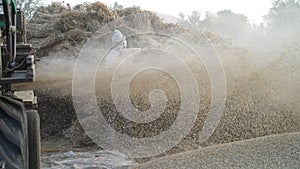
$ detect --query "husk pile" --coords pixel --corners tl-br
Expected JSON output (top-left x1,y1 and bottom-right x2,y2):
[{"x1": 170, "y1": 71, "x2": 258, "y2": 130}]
[{"x1": 17, "y1": 1, "x2": 300, "y2": 159}]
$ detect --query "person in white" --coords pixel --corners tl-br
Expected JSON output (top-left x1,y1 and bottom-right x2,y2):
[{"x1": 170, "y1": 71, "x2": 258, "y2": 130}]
[{"x1": 105, "y1": 30, "x2": 127, "y2": 69}]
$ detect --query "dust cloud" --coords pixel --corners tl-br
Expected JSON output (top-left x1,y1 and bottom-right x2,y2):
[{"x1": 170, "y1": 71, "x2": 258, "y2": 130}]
[{"x1": 21, "y1": 3, "x2": 300, "y2": 152}]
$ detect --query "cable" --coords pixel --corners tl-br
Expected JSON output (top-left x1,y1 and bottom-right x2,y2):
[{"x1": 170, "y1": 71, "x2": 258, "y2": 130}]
[
  {"x1": 3, "y1": 57, "x2": 27, "y2": 76},
  {"x1": 2, "y1": 47, "x2": 35, "y2": 76}
]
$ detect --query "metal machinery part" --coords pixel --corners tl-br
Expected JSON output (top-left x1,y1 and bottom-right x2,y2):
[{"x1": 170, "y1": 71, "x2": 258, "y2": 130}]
[{"x1": 0, "y1": 0, "x2": 40, "y2": 168}]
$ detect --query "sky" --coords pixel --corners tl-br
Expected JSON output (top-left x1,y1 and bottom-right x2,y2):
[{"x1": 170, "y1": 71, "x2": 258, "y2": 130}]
[{"x1": 45, "y1": 0, "x2": 273, "y2": 24}]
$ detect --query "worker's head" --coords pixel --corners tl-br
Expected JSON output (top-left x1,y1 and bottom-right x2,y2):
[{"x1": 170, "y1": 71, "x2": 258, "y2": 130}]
[{"x1": 112, "y1": 29, "x2": 127, "y2": 48}]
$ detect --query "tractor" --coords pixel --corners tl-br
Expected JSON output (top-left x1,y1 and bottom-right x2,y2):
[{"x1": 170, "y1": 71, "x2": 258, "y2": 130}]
[{"x1": 0, "y1": 0, "x2": 40, "y2": 168}]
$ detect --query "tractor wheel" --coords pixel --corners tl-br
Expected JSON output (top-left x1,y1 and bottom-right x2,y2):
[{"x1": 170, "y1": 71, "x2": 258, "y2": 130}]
[
  {"x1": 0, "y1": 96, "x2": 28, "y2": 169},
  {"x1": 26, "y1": 110, "x2": 41, "y2": 169}
]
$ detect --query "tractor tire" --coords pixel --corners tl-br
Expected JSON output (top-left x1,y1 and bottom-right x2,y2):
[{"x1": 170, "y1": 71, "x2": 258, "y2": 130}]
[
  {"x1": 26, "y1": 110, "x2": 41, "y2": 169},
  {"x1": 0, "y1": 96, "x2": 28, "y2": 169}
]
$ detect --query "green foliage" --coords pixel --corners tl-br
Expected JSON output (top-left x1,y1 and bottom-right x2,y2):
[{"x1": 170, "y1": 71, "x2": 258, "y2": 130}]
[
  {"x1": 178, "y1": 12, "x2": 185, "y2": 20},
  {"x1": 188, "y1": 11, "x2": 201, "y2": 25},
  {"x1": 271, "y1": 0, "x2": 300, "y2": 10},
  {"x1": 111, "y1": 1, "x2": 123, "y2": 10},
  {"x1": 182, "y1": 9, "x2": 250, "y2": 39},
  {"x1": 17, "y1": 0, "x2": 43, "y2": 20},
  {"x1": 266, "y1": 0, "x2": 300, "y2": 31}
]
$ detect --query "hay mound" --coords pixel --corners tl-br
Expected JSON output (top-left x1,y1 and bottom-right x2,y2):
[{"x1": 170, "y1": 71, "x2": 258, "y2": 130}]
[
  {"x1": 27, "y1": 1, "x2": 115, "y2": 56},
  {"x1": 27, "y1": 3, "x2": 181, "y2": 57}
]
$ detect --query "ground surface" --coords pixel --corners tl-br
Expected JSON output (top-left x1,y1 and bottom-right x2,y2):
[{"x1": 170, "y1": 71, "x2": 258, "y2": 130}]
[
  {"x1": 135, "y1": 132, "x2": 300, "y2": 169},
  {"x1": 40, "y1": 132, "x2": 300, "y2": 168}
]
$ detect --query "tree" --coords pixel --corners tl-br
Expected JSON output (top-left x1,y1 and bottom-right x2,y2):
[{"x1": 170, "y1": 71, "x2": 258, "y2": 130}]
[
  {"x1": 263, "y1": 0, "x2": 300, "y2": 47},
  {"x1": 271, "y1": 0, "x2": 300, "y2": 9},
  {"x1": 201, "y1": 10, "x2": 250, "y2": 39},
  {"x1": 178, "y1": 12, "x2": 185, "y2": 20},
  {"x1": 17, "y1": 0, "x2": 43, "y2": 20},
  {"x1": 265, "y1": 0, "x2": 300, "y2": 31},
  {"x1": 112, "y1": 1, "x2": 123, "y2": 9},
  {"x1": 188, "y1": 11, "x2": 201, "y2": 26}
]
